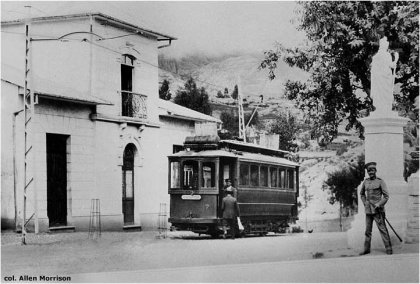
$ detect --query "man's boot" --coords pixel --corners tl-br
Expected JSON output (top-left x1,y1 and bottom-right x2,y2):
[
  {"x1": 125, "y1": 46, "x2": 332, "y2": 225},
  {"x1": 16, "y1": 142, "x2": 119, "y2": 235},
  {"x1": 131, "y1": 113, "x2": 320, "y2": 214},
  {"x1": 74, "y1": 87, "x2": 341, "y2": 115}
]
[{"x1": 359, "y1": 242, "x2": 370, "y2": 255}]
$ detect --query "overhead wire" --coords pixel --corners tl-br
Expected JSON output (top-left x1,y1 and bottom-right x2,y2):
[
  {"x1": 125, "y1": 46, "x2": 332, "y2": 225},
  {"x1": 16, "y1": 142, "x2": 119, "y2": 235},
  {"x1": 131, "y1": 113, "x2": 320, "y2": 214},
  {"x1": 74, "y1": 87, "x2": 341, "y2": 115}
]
[{"x1": 2, "y1": 28, "x2": 265, "y2": 98}]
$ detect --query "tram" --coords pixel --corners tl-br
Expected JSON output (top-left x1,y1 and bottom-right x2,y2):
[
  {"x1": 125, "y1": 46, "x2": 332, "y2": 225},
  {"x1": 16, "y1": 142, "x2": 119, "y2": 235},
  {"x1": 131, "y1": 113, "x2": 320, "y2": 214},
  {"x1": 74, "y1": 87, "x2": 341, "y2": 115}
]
[{"x1": 168, "y1": 135, "x2": 299, "y2": 237}]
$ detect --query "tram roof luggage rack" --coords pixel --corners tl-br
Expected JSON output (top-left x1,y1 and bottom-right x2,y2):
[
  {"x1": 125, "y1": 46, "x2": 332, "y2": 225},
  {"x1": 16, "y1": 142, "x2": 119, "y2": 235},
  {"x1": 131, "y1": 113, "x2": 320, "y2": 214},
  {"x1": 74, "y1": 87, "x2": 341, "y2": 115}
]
[
  {"x1": 219, "y1": 140, "x2": 293, "y2": 159},
  {"x1": 184, "y1": 135, "x2": 220, "y2": 150},
  {"x1": 182, "y1": 136, "x2": 297, "y2": 161}
]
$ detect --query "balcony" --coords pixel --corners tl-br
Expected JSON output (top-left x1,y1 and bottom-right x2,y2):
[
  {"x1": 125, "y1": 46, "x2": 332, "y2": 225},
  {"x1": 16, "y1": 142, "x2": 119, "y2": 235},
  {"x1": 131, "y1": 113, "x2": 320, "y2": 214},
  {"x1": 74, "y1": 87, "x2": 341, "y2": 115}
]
[{"x1": 121, "y1": 91, "x2": 147, "y2": 119}]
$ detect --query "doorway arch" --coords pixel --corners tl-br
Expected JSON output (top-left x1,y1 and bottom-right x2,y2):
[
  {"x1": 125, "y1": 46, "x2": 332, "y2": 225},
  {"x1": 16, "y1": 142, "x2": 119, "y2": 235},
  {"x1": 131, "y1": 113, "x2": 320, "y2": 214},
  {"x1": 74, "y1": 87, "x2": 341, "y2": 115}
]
[{"x1": 122, "y1": 143, "x2": 136, "y2": 225}]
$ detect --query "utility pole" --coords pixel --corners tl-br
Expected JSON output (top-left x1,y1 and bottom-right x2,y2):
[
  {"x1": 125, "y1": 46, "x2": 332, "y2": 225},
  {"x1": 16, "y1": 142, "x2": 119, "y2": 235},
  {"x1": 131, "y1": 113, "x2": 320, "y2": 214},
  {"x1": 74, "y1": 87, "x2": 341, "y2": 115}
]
[
  {"x1": 22, "y1": 5, "x2": 38, "y2": 244},
  {"x1": 237, "y1": 76, "x2": 246, "y2": 141}
]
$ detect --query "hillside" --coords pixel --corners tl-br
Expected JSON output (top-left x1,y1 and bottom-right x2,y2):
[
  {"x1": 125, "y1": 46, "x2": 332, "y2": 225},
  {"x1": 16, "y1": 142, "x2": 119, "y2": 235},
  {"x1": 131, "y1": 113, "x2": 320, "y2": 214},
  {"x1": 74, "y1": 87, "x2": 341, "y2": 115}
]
[
  {"x1": 296, "y1": 142, "x2": 364, "y2": 231},
  {"x1": 158, "y1": 52, "x2": 308, "y2": 104}
]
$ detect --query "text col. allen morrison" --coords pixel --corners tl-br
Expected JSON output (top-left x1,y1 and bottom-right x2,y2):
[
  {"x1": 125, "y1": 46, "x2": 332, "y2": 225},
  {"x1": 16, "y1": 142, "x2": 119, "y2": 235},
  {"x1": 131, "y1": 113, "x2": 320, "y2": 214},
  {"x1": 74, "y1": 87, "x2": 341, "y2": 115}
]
[{"x1": 3, "y1": 275, "x2": 71, "y2": 282}]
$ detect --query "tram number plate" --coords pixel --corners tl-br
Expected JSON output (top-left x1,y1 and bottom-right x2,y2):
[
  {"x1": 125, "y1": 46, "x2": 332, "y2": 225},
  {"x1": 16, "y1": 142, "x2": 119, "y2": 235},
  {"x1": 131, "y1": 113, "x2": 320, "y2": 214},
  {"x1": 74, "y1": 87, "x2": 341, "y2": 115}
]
[{"x1": 181, "y1": 195, "x2": 201, "y2": 200}]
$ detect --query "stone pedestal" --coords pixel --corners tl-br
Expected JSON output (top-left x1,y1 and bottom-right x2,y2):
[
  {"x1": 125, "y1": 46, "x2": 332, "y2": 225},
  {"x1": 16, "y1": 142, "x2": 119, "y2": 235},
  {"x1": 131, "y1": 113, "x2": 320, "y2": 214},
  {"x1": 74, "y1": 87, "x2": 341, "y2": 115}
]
[
  {"x1": 347, "y1": 112, "x2": 409, "y2": 251},
  {"x1": 406, "y1": 171, "x2": 419, "y2": 243}
]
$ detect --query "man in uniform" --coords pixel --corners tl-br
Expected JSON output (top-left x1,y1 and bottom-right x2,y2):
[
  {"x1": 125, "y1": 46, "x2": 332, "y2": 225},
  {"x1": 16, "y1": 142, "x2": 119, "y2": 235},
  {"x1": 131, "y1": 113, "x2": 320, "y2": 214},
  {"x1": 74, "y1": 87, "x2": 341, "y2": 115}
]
[
  {"x1": 221, "y1": 188, "x2": 240, "y2": 239},
  {"x1": 359, "y1": 162, "x2": 392, "y2": 255},
  {"x1": 224, "y1": 179, "x2": 237, "y2": 198}
]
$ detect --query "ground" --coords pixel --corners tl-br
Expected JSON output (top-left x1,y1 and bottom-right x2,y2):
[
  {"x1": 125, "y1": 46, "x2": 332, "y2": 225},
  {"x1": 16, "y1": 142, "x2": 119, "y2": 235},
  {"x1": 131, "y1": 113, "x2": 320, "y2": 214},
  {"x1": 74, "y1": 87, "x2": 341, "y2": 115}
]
[{"x1": 1, "y1": 229, "x2": 418, "y2": 281}]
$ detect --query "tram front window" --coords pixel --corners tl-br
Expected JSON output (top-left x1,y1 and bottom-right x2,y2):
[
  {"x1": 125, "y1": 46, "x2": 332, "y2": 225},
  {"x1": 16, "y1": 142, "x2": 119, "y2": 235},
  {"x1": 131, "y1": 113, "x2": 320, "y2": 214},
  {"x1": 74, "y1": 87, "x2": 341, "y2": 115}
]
[
  {"x1": 170, "y1": 161, "x2": 180, "y2": 188},
  {"x1": 202, "y1": 162, "x2": 215, "y2": 188},
  {"x1": 183, "y1": 160, "x2": 198, "y2": 189}
]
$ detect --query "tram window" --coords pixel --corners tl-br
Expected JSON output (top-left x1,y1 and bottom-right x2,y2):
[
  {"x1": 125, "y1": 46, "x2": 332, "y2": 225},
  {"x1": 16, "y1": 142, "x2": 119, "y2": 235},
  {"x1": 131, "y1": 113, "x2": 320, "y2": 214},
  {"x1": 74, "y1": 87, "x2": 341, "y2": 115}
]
[
  {"x1": 223, "y1": 165, "x2": 230, "y2": 181},
  {"x1": 239, "y1": 164, "x2": 249, "y2": 185},
  {"x1": 170, "y1": 161, "x2": 180, "y2": 188},
  {"x1": 270, "y1": 167, "x2": 278, "y2": 188},
  {"x1": 250, "y1": 164, "x2": 259, "y2": 186},
  {"x1": 183, "y1": 160, "x2": 198, "y2": 188},
  {"x1": 279, "y1": 169, "x2": 286, "y2": 188},
  {"x1": 260, "y1": 166, "x2": 268, "y2": 187},
  {"x1": 202, "y1": 162, "x2": 216, "y2": 188},
  {"x1": 288, "y1": 169, "x2": 295, "y2": 189}
]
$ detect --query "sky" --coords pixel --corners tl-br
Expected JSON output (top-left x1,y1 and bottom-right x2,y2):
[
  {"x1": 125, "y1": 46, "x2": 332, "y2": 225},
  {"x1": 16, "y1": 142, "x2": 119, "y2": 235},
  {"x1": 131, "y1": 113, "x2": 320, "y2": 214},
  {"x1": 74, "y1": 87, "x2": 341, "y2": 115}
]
[{"x1": 1, "y1": 1, "x2": 306, "y2": 57}]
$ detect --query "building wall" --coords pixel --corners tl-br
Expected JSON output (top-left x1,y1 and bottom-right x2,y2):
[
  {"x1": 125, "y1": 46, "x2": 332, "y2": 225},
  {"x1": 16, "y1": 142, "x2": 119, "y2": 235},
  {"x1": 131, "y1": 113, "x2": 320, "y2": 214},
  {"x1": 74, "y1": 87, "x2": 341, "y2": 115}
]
[
  {"x1": 137, "y1": 118, "x2": 195, "y2": 228},
  {"x1": 92, "y1": 22, "x2": 160, "y2": 122},
  {"x1": 2, "y1": 17, "x2": 160, "y2": 124},
  {"x1": 1, "y1": 82, "x2": 22, "y2": 229},
  {"x1": 1, "y1": 90, "x2": 199, "y2": 231},
  {"x1": 1, "y1": 16, "x2": 216, "y2": 232}
]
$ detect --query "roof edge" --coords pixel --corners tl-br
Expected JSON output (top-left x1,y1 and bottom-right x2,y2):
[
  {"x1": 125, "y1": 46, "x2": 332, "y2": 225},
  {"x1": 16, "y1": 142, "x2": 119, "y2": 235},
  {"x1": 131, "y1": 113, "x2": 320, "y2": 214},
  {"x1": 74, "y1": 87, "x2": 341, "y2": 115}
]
[{"x1": 1, "y1": 12, "x2": 177, "y2": 41}]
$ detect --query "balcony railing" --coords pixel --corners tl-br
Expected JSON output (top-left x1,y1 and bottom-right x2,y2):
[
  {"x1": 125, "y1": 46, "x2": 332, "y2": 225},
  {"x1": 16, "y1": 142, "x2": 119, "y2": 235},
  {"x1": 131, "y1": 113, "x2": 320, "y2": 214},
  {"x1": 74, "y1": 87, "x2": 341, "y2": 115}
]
[{"x1": 121, "y1": 91, "x2": 147, "y2": 119}]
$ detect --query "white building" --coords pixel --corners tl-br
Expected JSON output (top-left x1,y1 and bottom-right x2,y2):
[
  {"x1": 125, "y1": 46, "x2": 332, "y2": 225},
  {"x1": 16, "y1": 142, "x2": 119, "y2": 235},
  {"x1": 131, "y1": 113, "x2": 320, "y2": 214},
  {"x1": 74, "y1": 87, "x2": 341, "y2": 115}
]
[{"x1": 1, "y1": 12, "x2": 220, "y2": 232}]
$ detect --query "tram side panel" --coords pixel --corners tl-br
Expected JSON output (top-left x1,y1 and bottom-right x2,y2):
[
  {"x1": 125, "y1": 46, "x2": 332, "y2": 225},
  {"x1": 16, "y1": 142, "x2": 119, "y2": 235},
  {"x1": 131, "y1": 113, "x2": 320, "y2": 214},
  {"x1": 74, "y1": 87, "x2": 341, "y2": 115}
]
[{"x1": 238, "y1": 188, "x2": 296, "y2": 218}]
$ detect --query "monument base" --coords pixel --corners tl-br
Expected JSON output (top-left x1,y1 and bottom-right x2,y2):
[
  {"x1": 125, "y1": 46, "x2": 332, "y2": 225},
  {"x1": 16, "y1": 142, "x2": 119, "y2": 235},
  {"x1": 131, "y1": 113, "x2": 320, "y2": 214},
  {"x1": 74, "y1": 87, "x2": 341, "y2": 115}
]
[{"x1": 347, "y1": 180, "x2": 408, "y2": 251}]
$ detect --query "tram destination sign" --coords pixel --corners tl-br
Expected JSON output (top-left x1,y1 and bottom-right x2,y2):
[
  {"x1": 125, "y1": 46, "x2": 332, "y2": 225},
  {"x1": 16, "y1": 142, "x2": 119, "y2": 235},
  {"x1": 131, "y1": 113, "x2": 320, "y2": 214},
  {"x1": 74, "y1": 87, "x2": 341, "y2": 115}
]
[{"x1": 181, "y1": 195, "x2": 202, "y2": 200}]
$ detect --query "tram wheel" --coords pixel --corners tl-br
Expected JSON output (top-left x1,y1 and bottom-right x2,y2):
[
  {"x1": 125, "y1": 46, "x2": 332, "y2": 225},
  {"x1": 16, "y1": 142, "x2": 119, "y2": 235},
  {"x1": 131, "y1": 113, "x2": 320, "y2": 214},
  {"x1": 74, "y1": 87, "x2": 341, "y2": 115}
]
[{"x1": 209, "y1": 232, "x2": 220, "y2": 239}]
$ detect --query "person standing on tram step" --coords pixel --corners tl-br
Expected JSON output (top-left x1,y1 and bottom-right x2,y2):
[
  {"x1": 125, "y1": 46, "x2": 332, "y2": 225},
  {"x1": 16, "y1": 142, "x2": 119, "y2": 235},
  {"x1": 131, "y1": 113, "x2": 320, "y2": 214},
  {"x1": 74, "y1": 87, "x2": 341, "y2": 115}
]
[
  {"x1": 224, "y1": 179, "x2": 237, "y2": 198},
  {"x1": 221, "y1": 187, "x2": 240, "y2": 239},
  {"x1": 359, "y1": 162, "x2": 392, "y2": 255}
]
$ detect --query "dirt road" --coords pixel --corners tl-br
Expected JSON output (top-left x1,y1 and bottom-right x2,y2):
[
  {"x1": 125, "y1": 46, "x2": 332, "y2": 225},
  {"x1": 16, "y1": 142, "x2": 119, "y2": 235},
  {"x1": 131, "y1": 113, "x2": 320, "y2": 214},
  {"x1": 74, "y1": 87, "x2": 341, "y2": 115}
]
[{"x1": 1, "y1": 230, "x2": 417, "y2": 280}]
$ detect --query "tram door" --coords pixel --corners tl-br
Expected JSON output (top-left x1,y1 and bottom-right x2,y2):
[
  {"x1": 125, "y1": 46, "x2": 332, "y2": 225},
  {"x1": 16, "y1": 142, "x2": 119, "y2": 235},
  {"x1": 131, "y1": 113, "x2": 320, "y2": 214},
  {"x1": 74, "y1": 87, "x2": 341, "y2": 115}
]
[{"x1": 219, "y1": 158, "x2": 236, "y2": 215}]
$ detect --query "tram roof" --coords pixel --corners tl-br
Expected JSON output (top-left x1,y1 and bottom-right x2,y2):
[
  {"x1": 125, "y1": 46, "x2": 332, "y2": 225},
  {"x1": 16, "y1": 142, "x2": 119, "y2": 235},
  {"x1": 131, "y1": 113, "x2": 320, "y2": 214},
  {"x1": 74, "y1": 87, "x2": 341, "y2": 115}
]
[{"x1": 168, "y1": 149, "x2": 299, "y2": 167}]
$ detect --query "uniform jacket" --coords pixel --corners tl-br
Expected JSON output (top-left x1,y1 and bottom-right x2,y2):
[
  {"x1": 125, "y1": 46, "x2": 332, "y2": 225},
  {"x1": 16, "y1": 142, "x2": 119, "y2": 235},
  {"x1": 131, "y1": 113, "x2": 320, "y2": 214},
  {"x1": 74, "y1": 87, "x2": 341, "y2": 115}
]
[
  {"x1": 360, "y1": 176, "x2": 389, "y2": 214},
  {"x1": 221, "y1": 195, "x2": 240, "y2": 219}
]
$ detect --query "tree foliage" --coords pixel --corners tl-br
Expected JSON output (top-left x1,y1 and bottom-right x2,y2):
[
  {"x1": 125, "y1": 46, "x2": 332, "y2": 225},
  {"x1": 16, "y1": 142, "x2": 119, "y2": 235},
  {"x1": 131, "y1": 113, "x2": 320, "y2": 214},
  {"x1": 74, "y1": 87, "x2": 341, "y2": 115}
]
[
  {"x1": 270, "y1": 112, "x2": 300, "y2": 151},
  {"x1": 174, "y1": 77, "x2": 212, "y2": 115},
  {"x1": 218, "y1": 110, "x2": 260, "y2": 140},
  {"x1": 159, "y1": 79, "x2": 172, "y2": 100},
  {"x1": 231, "y1": 85, "x2": 238, "y2": 100},
  {"x1": 324, "y1": 154, "x2": 365, "y2": 209},
  {"x1": 224, "y1": 87, "x2": 229, "y2": 97},
  {"x1": 260, "y1": 1, "x2": 419, "y2": 142}
]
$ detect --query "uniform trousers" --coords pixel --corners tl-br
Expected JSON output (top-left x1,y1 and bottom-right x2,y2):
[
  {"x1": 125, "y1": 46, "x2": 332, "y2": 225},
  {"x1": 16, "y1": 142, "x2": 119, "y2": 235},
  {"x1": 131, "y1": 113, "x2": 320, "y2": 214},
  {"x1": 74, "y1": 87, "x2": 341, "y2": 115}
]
[{"x1": 364, "y1": 212, "x2": 392, "y2": 253}]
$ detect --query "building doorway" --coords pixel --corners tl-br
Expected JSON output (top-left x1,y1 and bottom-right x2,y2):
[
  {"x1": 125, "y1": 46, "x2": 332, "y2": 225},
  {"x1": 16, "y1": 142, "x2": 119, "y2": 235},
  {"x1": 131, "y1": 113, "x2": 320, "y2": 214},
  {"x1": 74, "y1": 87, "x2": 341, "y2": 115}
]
[
  {"x1": 46, "y1": 134, "x2": 68, "y2": 227},
  {"x1": 122, "y1": 144, "x2": 136, "y2": 225}
]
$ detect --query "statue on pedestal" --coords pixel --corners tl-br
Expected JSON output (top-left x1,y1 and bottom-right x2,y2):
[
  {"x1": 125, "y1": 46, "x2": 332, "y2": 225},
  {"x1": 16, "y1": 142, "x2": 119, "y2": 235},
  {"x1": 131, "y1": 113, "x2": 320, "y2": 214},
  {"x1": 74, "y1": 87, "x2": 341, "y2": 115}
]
[{"x1": 370, "y1": 37, "x2": 399, "y2": 114}]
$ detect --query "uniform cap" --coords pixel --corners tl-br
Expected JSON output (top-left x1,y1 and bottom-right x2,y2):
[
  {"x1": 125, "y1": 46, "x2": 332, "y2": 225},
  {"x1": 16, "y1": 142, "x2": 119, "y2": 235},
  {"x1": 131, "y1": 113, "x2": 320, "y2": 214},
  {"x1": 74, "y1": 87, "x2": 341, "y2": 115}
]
[{"x1": 365, "y1": 162, "x2": 377, "y2": 170}]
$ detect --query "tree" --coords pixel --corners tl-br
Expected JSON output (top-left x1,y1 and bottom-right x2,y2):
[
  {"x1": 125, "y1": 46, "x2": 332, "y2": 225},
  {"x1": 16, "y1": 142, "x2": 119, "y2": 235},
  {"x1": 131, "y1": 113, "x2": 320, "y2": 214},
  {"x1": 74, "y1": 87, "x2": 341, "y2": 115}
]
[
  {"x1": 219, "y1": 111, "x2": 238, "y2": 139},
  {"x1": 231, "y1": 85, "x2": 238, "y2": 100},
  {"x1": 218, "y1": 110, "x2": 260, "y2": 140},
  {"x1": 224, "y1": 88, "x2": 229, "y2": 97},
  {"x1": 270, "y1": 112, "x2": 300, "y2": 151},
  {"x1": 260, "y1": 1, "x2": 419, "y2": 142},
  {"x1": 245, "y1": 110, "x2": 260, "y2": 128},
  {"x1": 159, "y1": 79, "x2": 172, "y2": 100},
  {"x1": 324, "y1": 154, "x2": 365, "y2": 220},
  {"x1": 216, "y1": 90, "x2": 224, "y2": 98},
  {"x1": 174, "y1": 77, "x2": 212, "y2": 115}
]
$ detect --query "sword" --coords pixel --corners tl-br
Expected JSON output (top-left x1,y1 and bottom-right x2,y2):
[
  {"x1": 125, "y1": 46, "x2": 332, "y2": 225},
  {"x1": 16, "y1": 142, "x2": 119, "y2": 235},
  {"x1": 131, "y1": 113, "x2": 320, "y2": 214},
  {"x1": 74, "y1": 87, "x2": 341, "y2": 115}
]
[
  {"x1": 370, "y1": 202, "x2": 403, "y2": 242},
  {"x1": 383, "y1": 214, "x2": 402, "y2": 242}
]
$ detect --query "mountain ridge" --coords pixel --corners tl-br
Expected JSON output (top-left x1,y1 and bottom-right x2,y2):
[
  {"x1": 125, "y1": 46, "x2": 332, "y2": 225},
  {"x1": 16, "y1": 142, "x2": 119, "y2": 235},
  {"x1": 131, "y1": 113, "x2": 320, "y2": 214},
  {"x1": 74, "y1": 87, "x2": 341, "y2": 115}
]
[{"x1": 158, "y1": 52, "x2": 308, "y2": 104}]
